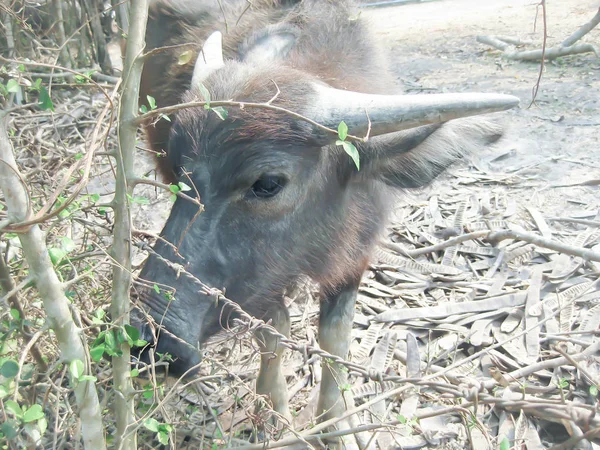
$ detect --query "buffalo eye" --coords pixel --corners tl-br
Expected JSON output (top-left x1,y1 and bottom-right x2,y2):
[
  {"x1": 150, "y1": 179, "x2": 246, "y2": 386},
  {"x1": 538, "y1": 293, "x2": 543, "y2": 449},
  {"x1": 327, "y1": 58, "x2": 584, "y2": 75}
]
[{"x1": 249, "y1": 175, "x2": 286, "y2": 199}]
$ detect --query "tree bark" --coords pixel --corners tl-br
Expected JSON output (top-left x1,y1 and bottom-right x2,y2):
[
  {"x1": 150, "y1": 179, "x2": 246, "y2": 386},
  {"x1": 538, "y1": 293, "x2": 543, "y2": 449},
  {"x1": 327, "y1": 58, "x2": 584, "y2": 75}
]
[
  {"x1": 111, "y1": 0, "x2": 149, "y2": 448},
  {"x1": 0, "y1": 112, "x2": 106, "y2": 449}
]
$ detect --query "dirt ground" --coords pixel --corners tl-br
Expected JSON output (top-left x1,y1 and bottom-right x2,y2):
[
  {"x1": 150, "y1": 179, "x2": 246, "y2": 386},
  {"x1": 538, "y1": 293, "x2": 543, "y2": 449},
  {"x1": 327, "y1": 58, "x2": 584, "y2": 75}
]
[
  {"x1": 127, "y1": 0, "x2": 600, "y2": 238},
  {"x1": 98, "y1": 1, "x2": 600, "y2": 448},
  {"x1": 3, "y1": 1, "x2": 599, "y2": 449},
  {"x1": 368, "y1": 0, "x2": 599, "y2": 215},
  {"x1": 125, "y1": 1, "x2": 600, "y2": 447}
]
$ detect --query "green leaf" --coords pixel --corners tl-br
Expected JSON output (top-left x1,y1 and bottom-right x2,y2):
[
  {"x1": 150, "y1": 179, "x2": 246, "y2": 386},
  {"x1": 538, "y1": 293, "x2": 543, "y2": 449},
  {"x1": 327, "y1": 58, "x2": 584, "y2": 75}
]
[
  {"x1": 159, "y1": 424, "x2": 173, "y2": 433},
  {"x1": 178, "y1": 182, "x2": 192, "y2": 192},
  {"x1": 143, "y1": 418, "x2": 159, "y2": 433},
  {"x1": 48, "y1": 247, "x2": 67, "y2": 265},
  {"x1": 10, "y1": 308, "x2": 20, "y2": 321},
  {"x1": 157, "y1": 430, "x2": 169, "y2": 445},
  {"x1": 153, "y1": 284, "x2": 161, "y2": 294},
  {"x1": 142, "y1": 389, "x2": 154, "y2": 399},
  {"x1": 147, "y1": 95, "x2": 157, "y2": 110},
  {"x1": 212, "y1": 106, "x2": 228, "y2": 121},
  {"x1": 134, "y1": 339, "x2": 148, "y2": 348},
  {"x1": 6, "y1": 79, "x2": 19, "y2": 93},
  {"x1": 69, "y1": 359, "x2": 84, "y2": 381},
  {"x1": 499, "y1": 437, "x2": 510, "y2": 450},
  {"x1": 38, "y1": 417, "x2": 48, "y2": 436},
  {"x1": 127, "y1": 194, "x2": 149, "y2": 205},
  {"x1": 339, "y1": 383, "x2": 352, "y2": 392},
  {"x1": 38, "y1": 86, "x2": 54, "y2": 111},
  {"x1": 1, "y1": 359, "x2": 19, "y2": 378},
  {"x1": 337, "y1": 140, "x2": 360, "y2": 171},
  {"x1": 169, "y1": 184, "x2": 180, "y2": 194},
  {"x1": 23, "y1": 404, "x2": 44, "y2": 423},
  {"x1": 139, "y1": 105, "x2": 148, "y2": 114},
  {"x1": 130, "y1": 368, "x2": 140, "y2": 378},
  {"x1": 178, "y1": 50, "x2": 193, "y2": 65},
  {"x1": 0, "y1": 384, "x2": 10, "y2": 399},
  {"x1": 124, "y1": 325, "x2": 140, "y2": 342},
  {"x1": 90, "y1": 344, "x2": 105, "y2": 362},
  {"x1": 337, "y1": 121, "x2": 348, "y2": 141},
  {"x1": 104, "y1": 331, "x2": 116, "y2": 350},
  {"x1": 590, "y1": 385, "x2": 598, "y2": 397},
  {"x1": 18, "y1": 64, "x2": 25, "y2": 72},
  {"x1": 4, "y1": 400, "x2": 21, "y2": 418},
  {"x1": 160, "y1": 113, "x2": 171, "y2": 122},
  {"x1": 90, "y1": 193, "x2": 100, "y2": 203},
  {"x1": 198, "y1": 83, "x2": 211, "y2": 105},
  {"x1": 61, "y1": 236, "x2": 75, "y2": 252},
  {"x1": 78, "y1": 375, "x2": 97, "y2": 383},
  {"x1": 170, "y1": 194, "x2": 177, "y2": 202},
  {"x1": 1, "y1": 421, "x2": 18, "y2": 440}
]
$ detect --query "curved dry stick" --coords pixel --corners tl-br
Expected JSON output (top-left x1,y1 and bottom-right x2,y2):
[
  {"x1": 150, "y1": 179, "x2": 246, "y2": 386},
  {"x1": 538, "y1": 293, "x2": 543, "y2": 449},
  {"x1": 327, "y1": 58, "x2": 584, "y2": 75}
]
[
  {"x1": 111, "y1": 0, "x2": 150, "y2": 447},
  {"x1": 384, "y1": 228, "x2": 600, "y2": 262},
  {"x1": 2, "y1": 83, "x2": 119, "y2": 232},
  {"x1": 134, "y1": 99, "x2": 366, "y2": 143},
  {"x1": 0, "y1": 56, "x2": 112, "y2": 102},
  {"x1": 486, "y1": 229, "x2": 600, "y2": 262},
  {"x1": 507, "y1": 43, "x2": 598, "y2": 61},
  {"x1": 477, "y1": 7, "x2": 600, "y2": 62},
  {"x1": 562, "y1": 7, "x2": 600, "y2": 47},
  {"x1": 0, "y1": 111, "x2": 106, "y2": 449}
]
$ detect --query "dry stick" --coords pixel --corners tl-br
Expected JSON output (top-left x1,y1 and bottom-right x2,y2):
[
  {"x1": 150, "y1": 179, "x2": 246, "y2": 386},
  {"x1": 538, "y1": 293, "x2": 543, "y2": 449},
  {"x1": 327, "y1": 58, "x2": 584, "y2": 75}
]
[
  {"x1": 530, "y1": 0, "x2": 547, "y2": 107},
  {"x1": 0, "y1": 251, "x2": 46, "y2": 371},
  {"x1": 138, "y1": 245, "x2": 599, "y2": 441},
  {"x1": 486, "y1": 229, "x2": 600, "y2": 261},
  {"x1": 0, "y1": 275, "x2": 34, "y2": 307},
  {"x1": 561, "y1": 7, "x2": 600, "y2": 47},
  {"x1": 507, "y1": 43, "x2": 598, "y2": 62},
  {"x1": 140, "y1": 244, "x2": 589, "y2": 441},
  {"x1": 0, "y1": 113, "x2": 106, "y2": 448},
  {"x1": 383, "y1": 230, "x2": 490, "y2": 258},
  {"x1": 12, "y1": 326, "x2": 48, "y2": 398},
  {"x1": 0, "y1": 56, "x2": 112, "y2": 102},
  {"x1": 384, "y1": 228, "x2": 600, "y2": 262},
  {"x1": 130, "y1": 177, "x2": 203, "y2": 207},
  {"x1": 51, "y1": 0, "x2": 72, "y2": 68},
  {"x1": 0, "y1": 84, "x2": 118, "y2": 233},
  {"x1": 547, "y1": 427, "x2": 600, "y2": 450},
  {"x1": 477, "y1": 7, "x2": 600, "y2": 63},
  {"x1": 482, "y1": 339, "x2": 600, "y2": 391},
  {"x1": 547, "y1": 217, "x2": 600, "y2": 228},
  {"x1": 134, "y1": 99, "x2": 367, "y2": 143},
  {"x1": 111, "y1": 0, "x2": 150, "y2": 448}
]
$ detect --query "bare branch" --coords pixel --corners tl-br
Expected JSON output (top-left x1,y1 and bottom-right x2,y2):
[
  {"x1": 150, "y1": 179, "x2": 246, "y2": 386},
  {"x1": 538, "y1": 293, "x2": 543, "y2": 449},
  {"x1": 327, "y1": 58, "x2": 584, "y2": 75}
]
[
  {"x1": 134, "y1": 99, "x2": 368, "y2": 143},
  {"x1": 111, "y1": 0, "x2": 151, "y2": 448},
  {"x1": 0, "y1": 112, "x2": 106, "y2": 449},
  {"x1": 561, "y1": 7, "x2": 600, "y2": 47}
]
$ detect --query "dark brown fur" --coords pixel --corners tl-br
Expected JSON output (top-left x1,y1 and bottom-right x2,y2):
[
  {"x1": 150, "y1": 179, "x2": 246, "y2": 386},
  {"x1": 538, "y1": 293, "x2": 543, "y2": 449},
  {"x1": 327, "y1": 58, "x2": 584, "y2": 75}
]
[
  {"x1": 140, "y1": 0, "x2": 394, "y2": 180},
  {"x1": 133, "y1": 1, "x2": 504, "y2": 421}
]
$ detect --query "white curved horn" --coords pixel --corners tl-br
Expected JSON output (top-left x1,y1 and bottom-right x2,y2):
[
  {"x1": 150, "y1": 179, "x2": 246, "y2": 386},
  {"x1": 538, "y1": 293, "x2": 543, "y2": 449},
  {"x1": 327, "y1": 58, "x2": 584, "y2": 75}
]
[
  {"x1": 191, "y1": 31, "x2": 225, "y2": 87},
  {"x1": 310, "y1": 83, "x2": 520, "y2": 138}
]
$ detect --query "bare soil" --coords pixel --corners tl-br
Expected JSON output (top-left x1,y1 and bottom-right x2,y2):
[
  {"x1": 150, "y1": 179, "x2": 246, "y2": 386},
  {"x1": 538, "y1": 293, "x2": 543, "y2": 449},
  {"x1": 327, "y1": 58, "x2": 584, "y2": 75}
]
[
  {"x1": 368, "y1": 0, "x2": 599, "y2": 215},
  {"x1": 130, "y1": 1, "x2": 600, "y2": 448}
]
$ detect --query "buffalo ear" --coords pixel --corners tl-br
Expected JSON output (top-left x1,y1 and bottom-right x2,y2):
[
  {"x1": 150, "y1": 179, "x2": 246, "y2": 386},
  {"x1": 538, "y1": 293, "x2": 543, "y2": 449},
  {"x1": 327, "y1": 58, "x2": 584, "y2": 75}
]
[
  {"x1": 355, "y1": 117, "x2": 504, "y2": 188},
  {"x1": 240, "y1": 24, "x2": 299, "y2": 65}
]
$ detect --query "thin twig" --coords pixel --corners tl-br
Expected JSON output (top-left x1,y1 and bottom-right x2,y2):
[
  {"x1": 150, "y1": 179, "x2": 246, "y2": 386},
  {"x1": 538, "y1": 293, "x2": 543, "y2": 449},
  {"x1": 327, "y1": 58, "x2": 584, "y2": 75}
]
[{"x1": 134, "y1": 99, "x2": 367, "y2": 143}]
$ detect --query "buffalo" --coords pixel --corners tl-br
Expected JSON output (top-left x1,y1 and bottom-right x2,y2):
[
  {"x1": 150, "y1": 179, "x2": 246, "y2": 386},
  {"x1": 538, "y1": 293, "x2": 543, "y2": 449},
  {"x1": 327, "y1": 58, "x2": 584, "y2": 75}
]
[{"x1": 132, "y1": 0, "x2": 518, "y2": 432}]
